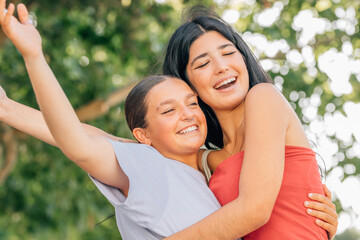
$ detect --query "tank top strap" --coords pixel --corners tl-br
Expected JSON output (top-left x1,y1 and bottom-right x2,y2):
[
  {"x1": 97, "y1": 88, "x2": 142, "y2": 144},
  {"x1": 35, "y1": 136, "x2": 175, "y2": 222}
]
[{"x1": 201, "y1": 149, "x2": 213, "y2": 183}]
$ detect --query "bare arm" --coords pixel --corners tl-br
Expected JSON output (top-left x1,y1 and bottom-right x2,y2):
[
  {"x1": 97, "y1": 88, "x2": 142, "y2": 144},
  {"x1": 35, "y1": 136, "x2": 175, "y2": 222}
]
[
  {"x1": 0, "y1": 88, "x2": 134, "y2": 146},
  {"x1": 166, "y1": 84, "x2": 288, "y2": 239},
  {"x1": 0, "y1": 1, "x2": 129, "y2": 192}
]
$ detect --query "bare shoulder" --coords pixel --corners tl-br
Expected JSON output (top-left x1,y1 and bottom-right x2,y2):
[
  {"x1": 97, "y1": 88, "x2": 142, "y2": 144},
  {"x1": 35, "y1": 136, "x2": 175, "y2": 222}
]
[
  {"x1": 244, "y1": 83, "x2": 292, "y2": 128},
  {"x1": 245, "y1": 83, "x2": 288, "y2": 110},
  {"x1": 246, "y1": 83, "x2": 283, "y2": 101}
]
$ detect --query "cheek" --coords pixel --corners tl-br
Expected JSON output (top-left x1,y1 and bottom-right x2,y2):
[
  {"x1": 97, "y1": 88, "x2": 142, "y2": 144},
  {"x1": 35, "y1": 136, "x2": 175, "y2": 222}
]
[
  {"x1": 188, "y1": 78, "x2": 211, "y2": 100},
  {"x1": 156, "y1": 116, "x2": 179, "y2": 137},
  {"x1": 147, "y1": 116, "x2": 169, "y2": 135},
  {"x1": 196, "y1": 88, "x2": 213, "y2": 103},
  {"x1": 195, "y1": 110, "x2": 206, "y2": 125},
  {"x1": 197, "y1": 94, "x2": 207, "y2": 105},
  {"x1": 155, "y1": 119, "x2": 172, "y2": 133},
  {"x1": 187, "y1": 68, "x2": 208, "y2": 87}
]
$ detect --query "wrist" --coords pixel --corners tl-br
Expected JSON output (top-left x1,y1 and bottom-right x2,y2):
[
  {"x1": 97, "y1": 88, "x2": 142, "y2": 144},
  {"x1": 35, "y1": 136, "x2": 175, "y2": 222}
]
[{"x1": 23, "y1": 50, "x2": 45, "y2": 65}]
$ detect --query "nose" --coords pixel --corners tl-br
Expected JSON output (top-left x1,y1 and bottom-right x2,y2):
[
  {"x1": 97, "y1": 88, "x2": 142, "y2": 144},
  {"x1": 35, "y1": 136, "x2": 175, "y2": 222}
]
[
  {"x1": 214, "y1": 56, "x2": 229, "y2": 75},
  {"x1": 181, "y1": 106, "x2": 195, "y2": 122}
]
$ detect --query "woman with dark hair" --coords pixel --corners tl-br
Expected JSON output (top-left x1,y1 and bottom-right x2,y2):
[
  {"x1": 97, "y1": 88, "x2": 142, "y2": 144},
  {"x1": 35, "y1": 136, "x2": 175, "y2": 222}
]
[
  {"x1": 0, "y1": 1, "x2": 337, "y2": 239},
  {"x1": 162, "y1": 6, "x2": 337, "y2": 240},
  {"x1": 163, "y1": 7, "x2": 273, "y2": 149}
]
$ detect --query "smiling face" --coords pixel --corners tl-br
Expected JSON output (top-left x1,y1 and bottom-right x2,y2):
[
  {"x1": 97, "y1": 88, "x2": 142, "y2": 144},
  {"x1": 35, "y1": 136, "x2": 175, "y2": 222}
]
[
  {"x1": 137, "y1": 77, "x2": 207, "y2": 160},
  {"x1": 186, "y1": 31, "x2": 250, "y2": 112}
]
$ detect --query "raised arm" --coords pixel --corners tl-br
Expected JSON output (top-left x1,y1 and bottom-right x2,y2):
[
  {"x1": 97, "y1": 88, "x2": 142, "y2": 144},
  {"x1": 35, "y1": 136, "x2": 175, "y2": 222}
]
[
  {"x1": 166, "y1": 84, "x2": 289, "y2": 239},
  {"x1": 0, "y1": 85, "x2": 134, "y2": 146},
  {"x1": 0, "y1": 1, "x2": 129, "y2": 193}
]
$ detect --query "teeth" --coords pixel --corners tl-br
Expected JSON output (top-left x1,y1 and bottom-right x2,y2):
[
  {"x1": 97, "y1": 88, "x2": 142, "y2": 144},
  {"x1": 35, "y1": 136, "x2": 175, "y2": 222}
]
[
  {"x1": 178, "y1": 125, "x2": 198, "y2": 135},
  {"x1": 215, "y1": 77, "x2": 236, "y2": 89}
]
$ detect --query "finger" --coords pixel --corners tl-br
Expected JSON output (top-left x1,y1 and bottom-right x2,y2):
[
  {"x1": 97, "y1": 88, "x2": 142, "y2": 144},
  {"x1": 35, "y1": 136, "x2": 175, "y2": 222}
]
[
  {"x1": 322, "y1": 184, "x2": 332, "y2": 200},
  {"x1": 308, "y1": 193, "x2": 331, "y2": 204},
  {"x1": 309, "y1": 193, "x2": 337, "y2": 211},
  {"x1": 2, "y1": 3, "x2": 14, "y2": 34},
  {"x1": 17, "y1": 3, "x2": 29, "y2": 24},
  {"x1": 307, "y1": 206, "x2": 338, "y2": 240},
  {"x1": 0, "y1": 0, "x2": 6, "y2": 23},
  {"x1": 306, "y1": 208, "x2": 336, "y2": 224},
  {"x1": 314, "y1": 219, "x2": 335, "y2": 237},
  {"x1": 305, "y1": 200, "x2": 337, "y2": 218},
  {"x1": 3, "y1": 2, "x2": 13, "y2": 24},
  {"x1": 3, "y1": 2, "x2": 13, "y2": 21}
]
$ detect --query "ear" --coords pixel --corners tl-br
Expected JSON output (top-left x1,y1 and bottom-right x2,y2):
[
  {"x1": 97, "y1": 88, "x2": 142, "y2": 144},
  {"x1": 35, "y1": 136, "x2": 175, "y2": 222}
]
[{"x1": 132, "y1": 128, "x2": 152, "y2": 145}]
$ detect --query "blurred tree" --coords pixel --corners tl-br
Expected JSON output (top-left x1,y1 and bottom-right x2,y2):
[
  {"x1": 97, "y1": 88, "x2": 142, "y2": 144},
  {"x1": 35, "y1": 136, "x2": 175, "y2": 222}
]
[
  {"x1": 335, "y1": 228, "x2": 360, "y2": 240},
  {"x1": 0, "y1": 0, "x2": 359, "y2": 239}
]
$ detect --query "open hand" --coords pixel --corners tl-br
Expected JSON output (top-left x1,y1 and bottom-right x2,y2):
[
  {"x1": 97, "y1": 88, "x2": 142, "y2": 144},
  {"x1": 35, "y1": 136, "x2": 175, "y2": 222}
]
[
  {"x1": 305, "y1": 184, "x2": 338, "y2": 240},
  {"x1": 0, "y1": 0, "x2": 42, "y2": 59}
]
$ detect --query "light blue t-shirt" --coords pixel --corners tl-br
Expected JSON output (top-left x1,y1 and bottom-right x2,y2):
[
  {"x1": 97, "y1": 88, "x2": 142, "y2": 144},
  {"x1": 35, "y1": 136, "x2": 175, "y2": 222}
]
[{"x1": 90, "y1": 139, "x2": 221, "y2": 239}]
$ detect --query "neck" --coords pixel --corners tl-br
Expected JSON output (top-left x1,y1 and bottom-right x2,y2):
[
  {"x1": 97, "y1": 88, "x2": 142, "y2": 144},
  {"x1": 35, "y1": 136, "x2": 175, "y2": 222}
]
[
  {"x1": 214, "y1": 102, "x2": 245, "y2": 154},
  {"x1": 164, "y1": 152, "x2": 199, "y2": 170}
]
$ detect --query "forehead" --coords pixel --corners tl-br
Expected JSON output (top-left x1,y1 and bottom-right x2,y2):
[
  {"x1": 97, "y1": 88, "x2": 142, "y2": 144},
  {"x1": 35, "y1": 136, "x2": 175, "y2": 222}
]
[
  {"x1": 190, "y1": 31, "x2": 233, "y2": 53},
  {"x1": 146, "y1": 78, "x2": 194, "y2": 106}
]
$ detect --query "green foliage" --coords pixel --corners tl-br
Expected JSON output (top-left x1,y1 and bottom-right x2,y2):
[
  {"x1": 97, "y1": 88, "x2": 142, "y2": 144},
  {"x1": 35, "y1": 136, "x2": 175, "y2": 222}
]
[
  {"x1": 335, "y1": 228, "x2": 360, "y2": 240},
  {"x1": 0, "y1": 0, "x2": 359, "y2": 238}
]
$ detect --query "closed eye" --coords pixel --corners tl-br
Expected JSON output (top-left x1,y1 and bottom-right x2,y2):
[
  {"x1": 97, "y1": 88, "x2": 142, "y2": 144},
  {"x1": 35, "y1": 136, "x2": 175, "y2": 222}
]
[
  {"x1": 190, "y1": 102, "x2": 198, "y2": 106},
  {"x1": 224, "y1": 51, "x2": 235, "y2": 56},
  {"x1": 162, "y1": 108, "x2": 175, "y2": 114},
  {"x1": 194, "y1": 61, "x2": 209, "y2": 69}
]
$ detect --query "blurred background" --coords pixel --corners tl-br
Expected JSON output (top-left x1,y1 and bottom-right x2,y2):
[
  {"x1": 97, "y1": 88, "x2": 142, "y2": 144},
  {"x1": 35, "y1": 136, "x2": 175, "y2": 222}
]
[{"x1": 0, "y1": 0, "x2": 359, "y2": 239}]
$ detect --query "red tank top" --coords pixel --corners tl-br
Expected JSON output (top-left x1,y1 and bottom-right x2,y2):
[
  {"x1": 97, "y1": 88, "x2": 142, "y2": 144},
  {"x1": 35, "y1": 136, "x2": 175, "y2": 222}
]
[{"x1": 208, "y1": 145, "x2": 328, "y2": 240}]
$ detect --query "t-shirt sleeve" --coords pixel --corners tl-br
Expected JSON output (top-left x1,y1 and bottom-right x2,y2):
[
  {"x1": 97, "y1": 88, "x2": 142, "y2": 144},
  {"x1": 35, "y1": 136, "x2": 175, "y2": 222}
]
[{"x1": 89, "y1": 139, "x2": 169, "y2": 227}]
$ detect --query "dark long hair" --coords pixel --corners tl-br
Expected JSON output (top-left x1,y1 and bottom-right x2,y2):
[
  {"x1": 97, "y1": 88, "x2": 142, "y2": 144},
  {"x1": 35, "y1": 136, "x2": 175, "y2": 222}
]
[
  {"x1": 124, "y1": 75, "x2": 168, "y2": 132},
  {"x1": 163, "y1": 6, "x2": 272, "y2": 149}
]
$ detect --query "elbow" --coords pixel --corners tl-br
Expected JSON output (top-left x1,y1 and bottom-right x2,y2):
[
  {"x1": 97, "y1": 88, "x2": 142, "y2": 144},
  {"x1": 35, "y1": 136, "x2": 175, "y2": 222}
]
[
  {"x1": 55, "y1": 135, "x2": 95, "y2": 164},
  {"x1": 251, "y1": 203, "x2": 272, "y2": 229},
  {"x1": 60, "y1": 144, "x2": 91, "y2": 164},
  {"x1": 62, "y1": 150, "x2": 87, "y2": 164},
  {"x1": 236, "y1": 197, "x2": 273, "y2": 232},
  {"x1": 254, "y1": 210, "x2": 271, "y2": 227}
]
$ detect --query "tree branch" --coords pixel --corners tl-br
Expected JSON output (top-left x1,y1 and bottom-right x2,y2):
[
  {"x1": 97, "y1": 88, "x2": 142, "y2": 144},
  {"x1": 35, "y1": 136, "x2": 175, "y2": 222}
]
[{"x1": 75, "y1": 80, "x2": 139, "y2": 122}]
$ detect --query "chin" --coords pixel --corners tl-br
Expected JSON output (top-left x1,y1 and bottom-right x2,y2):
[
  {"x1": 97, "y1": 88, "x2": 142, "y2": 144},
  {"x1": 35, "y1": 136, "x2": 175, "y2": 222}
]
[
  {"x1": 220, "y1": 97, "x2": 244, "y2": 109},
  {"x1": 185, "y1": 141, "x2": 203, "y2": 151}
]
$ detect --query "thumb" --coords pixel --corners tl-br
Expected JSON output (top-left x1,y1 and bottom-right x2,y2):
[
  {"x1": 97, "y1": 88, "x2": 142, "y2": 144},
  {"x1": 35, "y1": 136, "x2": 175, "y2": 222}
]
[{"x1": 17, "y1": 3, "x2": 29, "y2": 24}]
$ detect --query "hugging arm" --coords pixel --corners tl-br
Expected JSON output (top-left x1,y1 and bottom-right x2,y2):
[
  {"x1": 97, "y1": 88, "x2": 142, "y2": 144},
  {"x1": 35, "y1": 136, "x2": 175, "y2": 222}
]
[{"x1": 0, "y1": 1, "x2": 130, "y2": 192}]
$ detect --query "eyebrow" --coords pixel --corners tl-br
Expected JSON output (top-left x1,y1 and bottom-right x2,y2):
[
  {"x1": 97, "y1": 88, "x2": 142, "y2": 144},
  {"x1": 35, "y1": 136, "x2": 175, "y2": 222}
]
[
  {"x1": 157, "y1": 93, "x2": 196, "y2": 111},
  {"x1": 190, "y1": 43, "x2": 234, "y2": 67}
]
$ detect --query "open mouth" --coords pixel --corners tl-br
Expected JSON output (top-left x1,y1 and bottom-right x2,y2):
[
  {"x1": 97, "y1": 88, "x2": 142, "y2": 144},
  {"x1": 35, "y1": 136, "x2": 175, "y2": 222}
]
[
  {"x1": 177, "y1": 125, "x2": 199, "y2": 135},
  {"x1": 214, "y1": 77, "x2": 237, "y2": 90}
]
